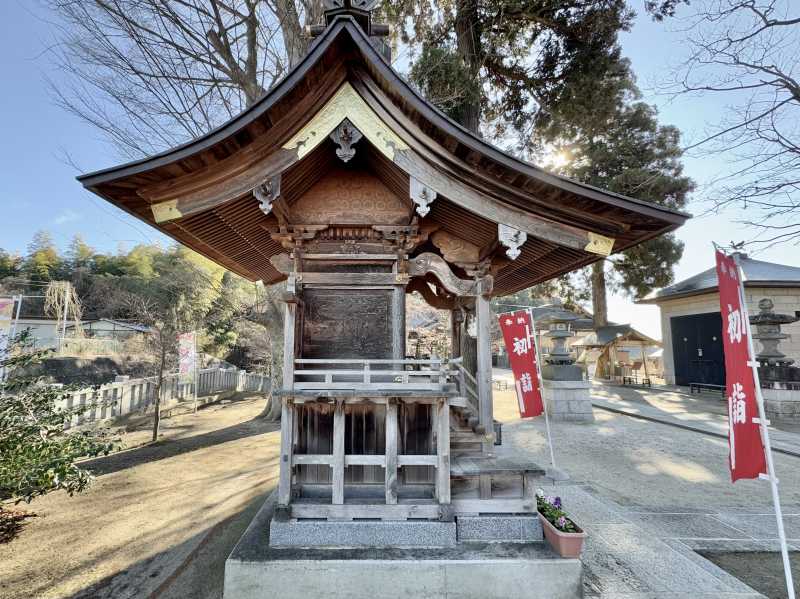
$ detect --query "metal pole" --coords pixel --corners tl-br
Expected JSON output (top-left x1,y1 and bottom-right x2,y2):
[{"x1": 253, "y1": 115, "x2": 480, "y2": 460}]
[
  {"x1": 733, "y1": 252, "x2": 795, "y2": 599},
  {"x1": 527, "y1": 309, "x2": 557, "y2": 471}
]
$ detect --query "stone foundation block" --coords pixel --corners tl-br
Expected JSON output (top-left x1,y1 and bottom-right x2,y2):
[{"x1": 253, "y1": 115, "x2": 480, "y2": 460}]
[
  {"x1": 269, "y1": 519, "x2": 457, "y2": 548},
  {"x1": 457, "y1": 515, "x2": 543, "y2": 542},
  {"x1": 542, "y1": 379, "x2": 594, "y2": 423}
]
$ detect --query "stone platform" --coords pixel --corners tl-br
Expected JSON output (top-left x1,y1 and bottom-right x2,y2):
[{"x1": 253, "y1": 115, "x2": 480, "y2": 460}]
[{"x1": 225, "y1": 494, "x2": 582, "y2": 599}]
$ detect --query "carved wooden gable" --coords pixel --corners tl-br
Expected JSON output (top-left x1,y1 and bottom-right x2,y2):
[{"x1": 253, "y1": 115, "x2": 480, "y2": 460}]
[{"x1": 289, "y1": 167, "x2": 408, "y2": 225}]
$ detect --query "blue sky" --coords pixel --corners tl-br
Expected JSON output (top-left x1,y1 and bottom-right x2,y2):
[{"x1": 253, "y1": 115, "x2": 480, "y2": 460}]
[{"x1": 0, "y1": 2, "x2": 796, "y2": 338}]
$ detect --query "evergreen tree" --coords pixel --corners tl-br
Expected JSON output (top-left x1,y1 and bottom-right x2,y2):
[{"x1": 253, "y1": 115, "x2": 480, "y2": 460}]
[
  {"x1": 391, "y1": 0, "x2": 634, "y2": 143},
  {"x1": 22, "y1": 231, "x2": 64, "y2": 284},
  {"x1": 0, "y1": 250, "x2": 21, "y2": 280},
  {"x1": 548, "y1": 92, "x2": 693, "y2": 325}
]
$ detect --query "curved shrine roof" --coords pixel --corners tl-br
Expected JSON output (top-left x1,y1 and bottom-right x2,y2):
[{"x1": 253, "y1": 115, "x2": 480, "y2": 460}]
[{"x1": 78, "y1": 14, "x2": 689, "y2": 297}]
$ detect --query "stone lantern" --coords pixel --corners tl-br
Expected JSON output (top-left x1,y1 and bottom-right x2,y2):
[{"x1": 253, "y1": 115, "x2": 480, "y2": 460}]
[
  {"x1": 751, "y1": 298, "x2": 799, "y2": 366},
  {"x1": 540, "y1": 313, "x2": 594, "y2": 422}
]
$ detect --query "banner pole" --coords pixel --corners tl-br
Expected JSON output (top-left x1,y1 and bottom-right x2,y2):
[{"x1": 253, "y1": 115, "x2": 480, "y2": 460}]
[
  {"x1": 733, "y1": 252, "x2": 795, "y2": 599},
  {"x1": 527, "y1": 308, "x2": 557, "y2": 472}
]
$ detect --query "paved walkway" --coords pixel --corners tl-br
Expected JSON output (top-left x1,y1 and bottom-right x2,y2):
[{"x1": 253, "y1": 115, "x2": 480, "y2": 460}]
[
  {"x1": 591, "y1": 382, "x2": 800, "y2": 457},
  {"x1": 542, "y1": 483, "x2": 769, "y2": 598},
  {"x1": 493, "y1": 375, "x2": 800, "y2": 598}
]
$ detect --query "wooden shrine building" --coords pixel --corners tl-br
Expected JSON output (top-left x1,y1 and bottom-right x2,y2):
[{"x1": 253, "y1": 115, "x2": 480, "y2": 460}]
[{"x1": 79, "y1": 2, "x2": 688, "y2": 527}]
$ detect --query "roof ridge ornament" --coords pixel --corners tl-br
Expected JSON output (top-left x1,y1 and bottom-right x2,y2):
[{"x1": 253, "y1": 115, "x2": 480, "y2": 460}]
[
  {"x1": 254, "y1": 174, "x2": 281, "y2": 215},
  {"x1": 498, "y1": 223, "x2": 527, "y2": 260},
  {"x1": 310, "y1": 0, "x2": 388, "y2": 39},
  {"x1": 410, "y1": 176, "x2": 436, "y2": 217},
  {"x1": 330, "y1": 118, "x2": 363, "y2": 162}
]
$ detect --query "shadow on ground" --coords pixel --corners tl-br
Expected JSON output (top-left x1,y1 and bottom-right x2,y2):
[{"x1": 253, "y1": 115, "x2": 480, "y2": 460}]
[{"x1": 81, "y1": 415, "x2": 279, "y2": 477}]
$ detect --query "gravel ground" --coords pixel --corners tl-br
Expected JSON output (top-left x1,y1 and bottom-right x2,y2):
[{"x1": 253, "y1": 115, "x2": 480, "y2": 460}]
[
  {"x1": 494, "y1": 386, "x2": 800, "y2": 511},
  {"x1": 700, "y1": 552, "x2": 800, "y2": 599}
]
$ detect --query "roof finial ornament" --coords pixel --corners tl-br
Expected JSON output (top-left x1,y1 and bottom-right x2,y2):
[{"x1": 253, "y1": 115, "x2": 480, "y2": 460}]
[{"x1": 310, "y1": 0, "x2": 390, "y2": 48}]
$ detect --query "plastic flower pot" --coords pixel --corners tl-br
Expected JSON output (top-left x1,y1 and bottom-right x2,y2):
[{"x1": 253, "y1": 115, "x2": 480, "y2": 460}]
[{"x1": 539, "y1": 514, "x2": 586, "y2": 558}]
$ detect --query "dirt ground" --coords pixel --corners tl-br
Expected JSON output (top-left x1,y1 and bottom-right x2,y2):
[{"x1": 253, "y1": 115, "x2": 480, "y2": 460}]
[
  {"x1": 700, "y1": 552, "x2": 800, "y2": 599},
  {"x1": 0, "y1": 393, "x2": 279, "y2": 599}
]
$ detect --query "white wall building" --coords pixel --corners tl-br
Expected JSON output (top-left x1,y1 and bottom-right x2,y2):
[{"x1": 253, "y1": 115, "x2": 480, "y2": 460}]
[{"x1": 638, "y1": 253, "x2": 800, "y2": 387}]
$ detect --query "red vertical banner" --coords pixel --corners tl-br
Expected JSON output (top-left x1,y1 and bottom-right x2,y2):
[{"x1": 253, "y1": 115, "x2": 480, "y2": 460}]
[
  {"x1": 498, "y1": 310, "x2": 544, "y2": 418},
  {"x1": 715, "y1": 250, "x2": 767, "y2": 481}
]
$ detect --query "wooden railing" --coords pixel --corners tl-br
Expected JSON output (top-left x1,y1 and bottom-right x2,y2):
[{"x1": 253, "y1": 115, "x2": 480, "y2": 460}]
[
  {"x1": 292, "y1": 358, "x2": 455, "y2": 391},
  {"x1": 452, "y1": 358, "x2": 480, "y2": 415}
]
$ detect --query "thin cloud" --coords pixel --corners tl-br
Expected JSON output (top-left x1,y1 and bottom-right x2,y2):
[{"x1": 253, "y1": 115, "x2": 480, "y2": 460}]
[{"x1": 52, "y1": 209, "x2": 80, "y2": 225}]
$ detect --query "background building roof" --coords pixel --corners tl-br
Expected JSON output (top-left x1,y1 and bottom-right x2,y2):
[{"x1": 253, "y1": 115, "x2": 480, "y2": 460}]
[{"x1": 639, "y1": 253, "x2": 800, "y2": 303}]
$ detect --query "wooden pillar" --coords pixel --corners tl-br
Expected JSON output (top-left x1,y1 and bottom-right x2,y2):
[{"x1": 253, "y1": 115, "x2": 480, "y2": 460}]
[
  {"x1": 451, "y1": 308, "x2": 463, "y2": 359},
  {"x1": 332, "y1": 400, "x2": 345, "y2": 505},
  {"x1": 278, "y1": 273, "x2": 298, "y2": 508},
  {"x1": 392, "y1": 285, "x2": 406, "y2": 360},
  {"x1": 282, "y1": 299, "x2": 297, "y2": 391},
  {"x1": 435, "y1": 398, "x2": 451, "y2": 505},
  {"x1": 385, "y1": 399, "x2": 398, "y2": 505},
  {"x1": 476, "y1": 294, "x2": 493, "y2": 444},
  {"x1": 277, "y1": 399, "x2": 294, "y2": 507}
]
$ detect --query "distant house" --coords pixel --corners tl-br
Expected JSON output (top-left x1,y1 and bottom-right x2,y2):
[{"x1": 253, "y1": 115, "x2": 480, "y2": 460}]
[
  {"x1": 637, "y1": 253, "x2": 800, "y2": 386},
  {"x1": 6, "y1": 295, "x2": 150, "y2": 351}
]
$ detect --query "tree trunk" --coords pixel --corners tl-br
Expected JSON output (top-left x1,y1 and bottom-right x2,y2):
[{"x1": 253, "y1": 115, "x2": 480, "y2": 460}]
[
  {"x1": 454, "y1": 0, "x2": 482, "y2": 134},
  {"x1": 274, "y1": 0, "x2": 309, "y2": 68},
  {"x1": 592, "y1": 261, "x2": 608, "y2": 329},
  {"x1": 152, "y1": 344, "x2": 166, "y2": 442}
]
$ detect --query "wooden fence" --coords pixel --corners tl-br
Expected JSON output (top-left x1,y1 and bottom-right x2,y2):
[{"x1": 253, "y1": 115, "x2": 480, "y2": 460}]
[{"x1": 61, "y1": 367, "x2": 270, "y2": 428}]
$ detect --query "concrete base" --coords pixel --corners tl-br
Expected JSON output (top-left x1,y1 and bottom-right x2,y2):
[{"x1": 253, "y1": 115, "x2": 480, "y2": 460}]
[
  {"x1": 456, "y1": 515, "x2": 543, "y2": 542},
  {"x1": 225, "y1": 494, "x2": 582, "y2": 599},
  {"x1": 270, "y1": 519, "x2": 457, "y2": 548},
  {"x1": 542, "y1": 379, "x2": 595, "y2": 423}
]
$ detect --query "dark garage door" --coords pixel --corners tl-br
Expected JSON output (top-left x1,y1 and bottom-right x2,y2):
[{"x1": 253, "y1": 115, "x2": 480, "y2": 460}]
[{"x1": 670, "y1": 312, "x2": 726, "y2": 386}]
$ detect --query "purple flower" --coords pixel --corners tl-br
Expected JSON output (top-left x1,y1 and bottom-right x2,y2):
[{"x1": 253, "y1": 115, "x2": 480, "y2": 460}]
[
  {"x1": 545, "y1": 495, "x2": 556, "y2": 506},
  {"x1": 556, "y1": 516, "x2": 567, "y2": 529},
  {"x1": 553, "y1": 496, "x2": 562, "y2": 509}
]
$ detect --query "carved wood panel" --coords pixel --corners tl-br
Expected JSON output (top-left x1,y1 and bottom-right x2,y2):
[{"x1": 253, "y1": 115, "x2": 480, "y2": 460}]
[
  {"x1": 302, "y1": 288, "x2": 393, "y2": 359},
  {"x1": 289, "y1": 167, "x2": 409, "y2": 225}
]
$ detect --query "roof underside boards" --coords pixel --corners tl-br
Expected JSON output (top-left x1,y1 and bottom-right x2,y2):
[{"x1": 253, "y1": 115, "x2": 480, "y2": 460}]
[
  {"x1": 78, "y1": 16, "x2": 689, "y2": 297},
  {"x1": 640, "y1": 254, "x2": 800, "y2": 303}
]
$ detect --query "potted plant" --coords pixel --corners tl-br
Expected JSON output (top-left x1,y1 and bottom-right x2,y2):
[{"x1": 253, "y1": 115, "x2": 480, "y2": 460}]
[{"x1": 536, "y1": 490, "x2": 586, "y2": 558}]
